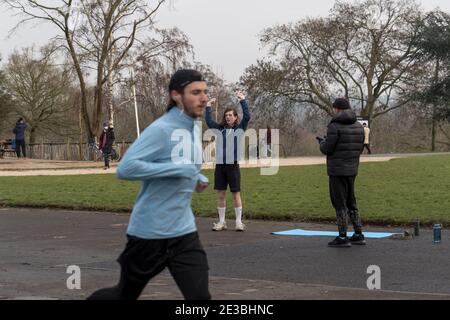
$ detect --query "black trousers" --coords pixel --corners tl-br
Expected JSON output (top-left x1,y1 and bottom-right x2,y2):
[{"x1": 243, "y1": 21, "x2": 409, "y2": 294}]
[
  {"x1": 87, "y1": 232, "x2": 210, "y2": 300},
  {"x1": 103, "y1": 152, "x2": 110, "y2": 168},
  {"x1": 329, "y1": 176, "x2": 362, "y2": 235},
  {"x1": 15, "y1": 139, "x2": 26, "y2": 158},
  {"x1": 362, "y1": 144, "x2": 372, "y2": 154}
]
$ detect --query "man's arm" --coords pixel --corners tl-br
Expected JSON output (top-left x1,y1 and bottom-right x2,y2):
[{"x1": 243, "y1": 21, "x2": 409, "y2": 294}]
[
  {"x1": 205, "y1": 98, "x2": 221, "y2": 129},
  {"x1": 236, "y1": 91, "x2": 251, "y2": 130},
  {"x1": 238, "y1": 100, "x2": 251, "y2": 130},
  {"x1": 116, "y1": 126, "x2": 198, "y2": 181},
  {"x1": 319, "y1": 124, "x2": 339, "y2": 155}
]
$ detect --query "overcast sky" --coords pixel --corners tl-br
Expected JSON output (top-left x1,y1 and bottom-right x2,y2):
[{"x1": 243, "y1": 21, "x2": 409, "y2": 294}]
[{"x1": 1, "y1": 0, "x2": 450, "y2": 83}]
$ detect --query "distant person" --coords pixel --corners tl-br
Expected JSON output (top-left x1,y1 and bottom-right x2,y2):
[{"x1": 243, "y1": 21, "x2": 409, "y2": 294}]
[
  {"x1": 318, "y1": 98, "x2": 365, "y2": 247},
  {"x1": 362, "y1": 123, "x2": 372, "y2": 154},
  {"x1": 87, "y1": 69, "x2": 211, "y2": 300},
  {"x1": 99, "y1": 121, "x2": 115, "y2": 170},
  {"x1": 205, "y1": 90, "x2": 251, "y2": 232},
  {"x1": 13, "y1": 118, "x2": 27, "y2": 158},
  {"x1": 266, "y1": 125, "x2": 272, "y2": 157}
]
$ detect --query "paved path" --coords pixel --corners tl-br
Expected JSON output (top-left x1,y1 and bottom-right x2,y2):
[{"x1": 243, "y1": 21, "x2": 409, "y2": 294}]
[{"x1": 1, "y1": 208, "x2": 449, "y2": 300}]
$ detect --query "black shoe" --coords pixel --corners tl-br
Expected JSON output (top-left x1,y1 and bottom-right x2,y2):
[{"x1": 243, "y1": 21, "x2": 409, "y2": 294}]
[
  {"x1": 349, "y1": 233, "x2": 366, "y2": 245},
  {"x1": 328, "y1": 236, "x2": 351, "y2": 247}
]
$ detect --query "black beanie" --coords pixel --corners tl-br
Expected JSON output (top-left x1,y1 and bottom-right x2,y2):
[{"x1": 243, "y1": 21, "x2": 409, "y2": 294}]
[
  {"x1": 332, "y1": 98, "x2": 351, "y2": 110},
  {"x1": 168, "y1": 69, "x2": 204, "y2": 92}
]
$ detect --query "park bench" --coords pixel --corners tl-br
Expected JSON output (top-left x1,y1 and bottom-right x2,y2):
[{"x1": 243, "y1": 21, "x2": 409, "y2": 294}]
[{"x1": 0, "y1": 139, "x2": 16, "y2": 158}]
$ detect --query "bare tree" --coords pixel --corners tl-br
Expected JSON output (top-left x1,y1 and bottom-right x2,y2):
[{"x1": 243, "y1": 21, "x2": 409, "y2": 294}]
[
  {"x1": 117, "y1": 27, "x2": 193, "y2": 122},
  {"x1": 3, "y1": 46, "x2": 74, "y2": 147},
  {"x1": 242, "y1": 0, "x2": 423, "y2": 121},
  {"x1": 107, "y1": 26, "x2": 194, "y2": 141},
  {"x1": 0, "y1": 61, "x2": 13, "y2": 130},
  {"x1": 411, "y1": 10, "x2": 450, "y2": 150},
  {"x1": 115, "y1": 58, "x2": 232, "y2": 141},
  {"x1": 4, "y1": 0, "x2": 167, "y2": 141}
]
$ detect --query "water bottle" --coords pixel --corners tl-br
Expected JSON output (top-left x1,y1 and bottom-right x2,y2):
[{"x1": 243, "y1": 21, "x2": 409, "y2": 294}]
[{"x1": 433, "y1": 224, "x2": 441, "y2": 244}]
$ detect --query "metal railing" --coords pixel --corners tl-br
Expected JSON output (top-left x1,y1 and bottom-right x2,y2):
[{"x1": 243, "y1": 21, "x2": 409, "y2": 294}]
[{"x1": 3, "y1": 141, "x2": 281, "y2": 163}]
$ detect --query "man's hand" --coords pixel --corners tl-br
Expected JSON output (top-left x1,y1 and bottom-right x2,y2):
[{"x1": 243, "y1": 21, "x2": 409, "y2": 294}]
[
  {"x1": 195, "y1": 181, "x2": 209, "y2": 193},
  {"x1": 235, "y1": 90, "x2": 245, "y2": 101},
  {"x1": 206, "y1": 98, "x2": 217, "y2": 107}
]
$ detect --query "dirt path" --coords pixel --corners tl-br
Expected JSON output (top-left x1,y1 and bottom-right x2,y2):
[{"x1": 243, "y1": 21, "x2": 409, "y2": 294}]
[{"x1": 0, "y1": 159, "x2": 117, "y2": 176}]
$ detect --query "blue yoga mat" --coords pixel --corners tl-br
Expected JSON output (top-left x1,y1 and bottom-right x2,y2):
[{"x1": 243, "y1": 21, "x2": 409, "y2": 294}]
[{"x1": 271, "y1": 229, "x2": 397, "y2": 238}]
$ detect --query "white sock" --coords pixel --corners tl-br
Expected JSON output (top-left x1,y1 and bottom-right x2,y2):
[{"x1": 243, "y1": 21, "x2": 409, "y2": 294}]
[
  {"x1": 235, "y1": 207, "x2": 243, "y2": 224},
  {"x1": 217, "y1": 207, "x2": 226, "y2": 223}
]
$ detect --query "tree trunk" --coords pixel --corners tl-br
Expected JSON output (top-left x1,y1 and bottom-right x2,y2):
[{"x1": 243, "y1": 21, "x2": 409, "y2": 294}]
[
  {"x1": 94, "y1": 78, "x2": 104, "y2": 138},
  {"x1": 431, "y1": 59, "x2": 440, "y2": 152},
  {"x1": 93, "y1": 17, "x2": 114, "y2": 139},
  {"x1": 107, "y1": 45, "x2": 115, "y2": 125},
  {"x1": 64, "y1": 19, "x2": 93, "y2": 142},
  {"x1": 78, "y1": 97, "x2": 84, "y2": 161},
  {"x1": 431, "y1": 105, "x2": 437, "y2": 152}
]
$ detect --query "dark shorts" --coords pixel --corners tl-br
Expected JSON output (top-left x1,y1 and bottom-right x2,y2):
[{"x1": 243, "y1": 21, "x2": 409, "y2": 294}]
[{"x1": 214, "y1": 163, "x2": 241, "y2": 192}]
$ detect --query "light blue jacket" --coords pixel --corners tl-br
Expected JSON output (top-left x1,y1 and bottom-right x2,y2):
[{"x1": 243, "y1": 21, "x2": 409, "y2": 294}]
[{"x1": 116, "y1": 107, "x2": 207, "y2": 239}]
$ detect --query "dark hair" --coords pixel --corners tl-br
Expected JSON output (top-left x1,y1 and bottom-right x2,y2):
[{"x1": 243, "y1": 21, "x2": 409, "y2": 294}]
[
  {"x1": 17, "y1": 118, "x2": 23, "y2": 123},
  {"x1": 219, "y1": 108, "x2": 240, "y2": 127},
  {"x1": 332, "y1": 98, "x2": 351, "y2": 110}
]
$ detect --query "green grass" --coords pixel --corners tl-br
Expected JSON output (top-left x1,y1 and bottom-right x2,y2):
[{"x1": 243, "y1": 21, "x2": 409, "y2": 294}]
[{"x1": 1, "y1": 155, "x2": 449, "y2": 226}]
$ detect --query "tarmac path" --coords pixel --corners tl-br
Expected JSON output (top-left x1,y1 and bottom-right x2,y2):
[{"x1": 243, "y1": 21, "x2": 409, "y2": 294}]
[{"x1": 0, "y1": 208, "x2": 449, "y2": 300}]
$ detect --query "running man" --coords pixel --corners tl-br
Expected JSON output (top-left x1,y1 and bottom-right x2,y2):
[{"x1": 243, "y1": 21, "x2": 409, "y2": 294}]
[{"x1": 87, "y1": 69, "x2": 211, "y2": 300}]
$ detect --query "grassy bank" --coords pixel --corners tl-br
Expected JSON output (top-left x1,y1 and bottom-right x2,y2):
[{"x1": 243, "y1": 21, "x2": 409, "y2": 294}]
[{"x1": 1, "y1": 155, "x2": 449, "y2": 226}]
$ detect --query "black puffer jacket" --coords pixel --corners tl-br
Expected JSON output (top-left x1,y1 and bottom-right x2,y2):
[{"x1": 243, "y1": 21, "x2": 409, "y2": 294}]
[{"x1": 320, "y1": 110, "x2": 364, "y2": 176}]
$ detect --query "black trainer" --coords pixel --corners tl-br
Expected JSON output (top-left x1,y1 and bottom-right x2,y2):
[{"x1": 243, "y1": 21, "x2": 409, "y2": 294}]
[
  {"x1": 349, "y1": 233, "x2": 366, "y2": 245},
  {"x1": 328, "y1": 236, "x2": 351, "y2": 247}
]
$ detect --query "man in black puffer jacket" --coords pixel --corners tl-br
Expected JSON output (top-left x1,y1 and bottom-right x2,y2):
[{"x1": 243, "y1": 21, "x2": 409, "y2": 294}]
[{"x1": 319, "y1": 98, "x2": 365, "y2": 247}]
